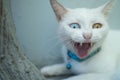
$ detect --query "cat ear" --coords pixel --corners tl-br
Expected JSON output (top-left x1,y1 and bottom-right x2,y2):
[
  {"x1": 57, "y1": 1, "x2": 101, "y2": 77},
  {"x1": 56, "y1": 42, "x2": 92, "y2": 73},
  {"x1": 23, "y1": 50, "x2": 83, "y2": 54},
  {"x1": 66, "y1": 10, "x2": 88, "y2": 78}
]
[
  {"x1": 50, "y1": 0, "x2": 67, "y2": 21},
  {"x1": 98, "y1": 0, "x2": 116, "y2": 17}
]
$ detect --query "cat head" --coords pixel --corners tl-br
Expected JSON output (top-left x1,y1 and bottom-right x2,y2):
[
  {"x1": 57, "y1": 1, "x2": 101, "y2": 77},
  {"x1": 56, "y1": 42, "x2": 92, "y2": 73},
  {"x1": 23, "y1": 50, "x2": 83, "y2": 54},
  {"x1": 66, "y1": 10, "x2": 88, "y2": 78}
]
[{"x1": 50, "y1": 0, "x2": 115, "y2": 58}]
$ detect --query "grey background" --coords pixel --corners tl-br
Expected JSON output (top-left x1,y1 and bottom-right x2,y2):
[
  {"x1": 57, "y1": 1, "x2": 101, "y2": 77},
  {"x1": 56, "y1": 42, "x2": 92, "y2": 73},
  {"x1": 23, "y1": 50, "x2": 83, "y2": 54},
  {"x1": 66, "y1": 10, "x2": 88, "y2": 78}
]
[{"x1": 11, "y1": 0, "x2": 120, "y2": 67}]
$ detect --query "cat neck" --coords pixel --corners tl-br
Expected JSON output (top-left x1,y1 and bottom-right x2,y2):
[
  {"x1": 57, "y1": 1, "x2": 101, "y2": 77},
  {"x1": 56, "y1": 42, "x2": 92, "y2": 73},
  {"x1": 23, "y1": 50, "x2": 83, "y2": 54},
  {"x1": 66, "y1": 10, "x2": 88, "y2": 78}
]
[
  {"x1": 66, "y1": 47, "x2": 101, "y2": 69},
  {"x1": 67, "y1": 47, "x2": 101, "y2": 62}
]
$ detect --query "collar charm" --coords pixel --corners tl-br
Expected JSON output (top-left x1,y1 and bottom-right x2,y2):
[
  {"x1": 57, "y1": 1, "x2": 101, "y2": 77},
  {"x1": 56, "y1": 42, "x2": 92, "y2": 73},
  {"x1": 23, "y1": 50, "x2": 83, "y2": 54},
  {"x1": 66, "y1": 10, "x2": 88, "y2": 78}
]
[
  {"x1": 66, "y1": 47, "x2": 101, "y2": 69},
  {"x1": 66, "y1": 62, "x2": 72, "y2": 69}
]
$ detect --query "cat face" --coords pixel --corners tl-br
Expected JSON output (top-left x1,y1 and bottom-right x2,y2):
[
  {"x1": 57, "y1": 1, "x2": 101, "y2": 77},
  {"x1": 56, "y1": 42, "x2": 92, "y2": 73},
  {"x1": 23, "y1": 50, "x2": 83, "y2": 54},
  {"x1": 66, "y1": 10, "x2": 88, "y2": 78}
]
[
  {"x1": 59, "y1": 8, "x2": 109, "y2": 58},
  {"x1": 50, "y1": 0, "x2": 115, "y2": 58}
]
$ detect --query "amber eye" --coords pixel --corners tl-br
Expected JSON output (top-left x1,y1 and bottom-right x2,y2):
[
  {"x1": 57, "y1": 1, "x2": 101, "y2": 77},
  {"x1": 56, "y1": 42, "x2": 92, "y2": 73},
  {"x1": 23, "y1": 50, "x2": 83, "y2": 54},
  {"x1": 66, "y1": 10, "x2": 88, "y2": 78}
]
[{"x1": 92, "y1": 23, "x2": 102, "y2": 29}]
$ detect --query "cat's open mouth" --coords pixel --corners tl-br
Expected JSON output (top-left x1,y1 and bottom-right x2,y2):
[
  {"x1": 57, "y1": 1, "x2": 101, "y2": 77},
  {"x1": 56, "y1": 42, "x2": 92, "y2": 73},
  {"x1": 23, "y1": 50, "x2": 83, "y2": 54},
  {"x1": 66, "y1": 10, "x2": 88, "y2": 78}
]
[{"x1": 74, "y1": 42, "x2": 94, "y2": 59}]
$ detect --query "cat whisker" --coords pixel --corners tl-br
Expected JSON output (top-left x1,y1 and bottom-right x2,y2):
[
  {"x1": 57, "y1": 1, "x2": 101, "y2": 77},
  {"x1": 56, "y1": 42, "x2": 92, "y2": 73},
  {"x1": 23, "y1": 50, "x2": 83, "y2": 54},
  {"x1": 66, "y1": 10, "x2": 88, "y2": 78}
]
[
  {"x1": 45, "y1": 36, "x2": 60, "y2": 43},
  {"x1": 45, "y1": 40, "x2": 62, "y2": 54}
]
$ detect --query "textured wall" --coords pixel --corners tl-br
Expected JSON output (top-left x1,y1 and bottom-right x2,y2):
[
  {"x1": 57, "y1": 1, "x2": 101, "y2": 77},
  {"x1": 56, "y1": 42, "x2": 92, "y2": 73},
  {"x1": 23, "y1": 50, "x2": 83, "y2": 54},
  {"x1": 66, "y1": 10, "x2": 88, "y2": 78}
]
[{"x1": 11, "y1": 0, "x2": 120, "y2": 67}]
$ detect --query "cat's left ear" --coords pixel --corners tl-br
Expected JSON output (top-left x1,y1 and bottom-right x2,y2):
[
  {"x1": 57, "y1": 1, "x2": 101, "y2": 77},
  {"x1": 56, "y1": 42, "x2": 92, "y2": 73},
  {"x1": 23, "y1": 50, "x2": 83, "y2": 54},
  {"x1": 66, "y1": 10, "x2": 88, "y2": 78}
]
[{"x1": 98, "y1": 0, "x2": 116, "y2": 17}]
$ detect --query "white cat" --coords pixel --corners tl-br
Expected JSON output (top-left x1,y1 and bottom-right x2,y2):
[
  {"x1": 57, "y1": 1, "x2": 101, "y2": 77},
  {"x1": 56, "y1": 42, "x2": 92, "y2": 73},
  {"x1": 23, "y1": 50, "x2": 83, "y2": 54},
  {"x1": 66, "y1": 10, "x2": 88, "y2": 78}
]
[{"x1": 41, "y1": 0, "x2": 120, "y2": 80}]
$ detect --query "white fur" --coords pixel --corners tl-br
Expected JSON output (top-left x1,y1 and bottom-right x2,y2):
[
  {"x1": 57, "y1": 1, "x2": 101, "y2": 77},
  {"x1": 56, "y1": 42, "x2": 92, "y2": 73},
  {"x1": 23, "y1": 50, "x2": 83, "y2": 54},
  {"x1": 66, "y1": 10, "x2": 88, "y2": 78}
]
[
  {"x1": 41, "y1": 30, "x2": 120, "y2": 80},
  {"x1": 62, "y1": 30, "x2": 120, "y2": 74},
  {"x1": 41, "y1": 0, "x2": 120, "y2": 80}
]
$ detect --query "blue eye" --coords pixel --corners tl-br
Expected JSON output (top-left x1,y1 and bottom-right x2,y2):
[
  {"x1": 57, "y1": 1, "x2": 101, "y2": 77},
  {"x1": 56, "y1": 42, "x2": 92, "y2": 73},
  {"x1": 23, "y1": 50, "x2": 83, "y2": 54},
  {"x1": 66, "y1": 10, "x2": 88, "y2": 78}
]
[{"x1": 69, "y1": 23, "x2": 81, "y2": 29}]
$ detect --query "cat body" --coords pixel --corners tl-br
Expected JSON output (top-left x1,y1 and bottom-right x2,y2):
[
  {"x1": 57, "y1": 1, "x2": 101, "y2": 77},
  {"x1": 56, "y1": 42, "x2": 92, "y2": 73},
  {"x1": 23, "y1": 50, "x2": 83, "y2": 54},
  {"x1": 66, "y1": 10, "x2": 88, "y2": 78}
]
[
  {"x1": 62, "y1": 30, "x2": 120, "y2": 74},
  {"x1": 41, "y1": 0, "x2": 120, "y2": 80}
]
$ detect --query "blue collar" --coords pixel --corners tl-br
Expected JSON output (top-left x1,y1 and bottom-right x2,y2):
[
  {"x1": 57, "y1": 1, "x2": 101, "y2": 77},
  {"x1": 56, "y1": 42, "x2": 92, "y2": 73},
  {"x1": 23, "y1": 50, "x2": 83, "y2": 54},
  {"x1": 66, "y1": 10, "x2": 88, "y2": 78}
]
[{"x1": 66, "y1": 47, "x2": 101, "y2": 69}]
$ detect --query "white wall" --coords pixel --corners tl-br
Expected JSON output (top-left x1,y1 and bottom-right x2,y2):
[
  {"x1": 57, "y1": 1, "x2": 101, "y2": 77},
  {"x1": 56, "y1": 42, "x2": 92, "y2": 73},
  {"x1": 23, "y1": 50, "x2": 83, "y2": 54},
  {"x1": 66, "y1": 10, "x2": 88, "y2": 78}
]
[{"x1": 11, "y1": 0, "x2": 120, "y2": 67}]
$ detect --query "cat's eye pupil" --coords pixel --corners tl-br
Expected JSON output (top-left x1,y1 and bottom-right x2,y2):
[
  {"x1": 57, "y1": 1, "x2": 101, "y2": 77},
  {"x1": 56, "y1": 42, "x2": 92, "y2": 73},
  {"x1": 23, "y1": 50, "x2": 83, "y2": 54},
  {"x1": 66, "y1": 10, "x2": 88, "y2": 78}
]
[
  {"x1": 73, "y1": 26, "x2": 76, "y2": 28},
  {"x1": 92, "y1": 23, "x2": 102, "y2": 29},
  {"x1": 69, "y1": 23, "x2": 80, "y2": 29}
]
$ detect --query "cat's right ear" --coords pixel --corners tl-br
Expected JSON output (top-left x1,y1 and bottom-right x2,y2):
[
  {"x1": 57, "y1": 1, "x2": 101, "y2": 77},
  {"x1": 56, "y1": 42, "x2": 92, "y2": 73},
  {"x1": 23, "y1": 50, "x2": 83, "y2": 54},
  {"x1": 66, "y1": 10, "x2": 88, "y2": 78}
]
[{"x1": 50, "y1": 0, "x2": 67, "y2": 21}]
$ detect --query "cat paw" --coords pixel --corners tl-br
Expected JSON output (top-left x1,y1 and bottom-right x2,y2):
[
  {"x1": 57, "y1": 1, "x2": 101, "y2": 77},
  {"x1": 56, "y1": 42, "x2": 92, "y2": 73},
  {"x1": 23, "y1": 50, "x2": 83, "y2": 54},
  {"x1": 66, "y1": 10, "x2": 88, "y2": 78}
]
[
  {"x1": 40, "y1": 66, "x2": 57, "y2": 77},
  {"x1": 41, "y1": 64, "x2": 69, "y2": 77}
]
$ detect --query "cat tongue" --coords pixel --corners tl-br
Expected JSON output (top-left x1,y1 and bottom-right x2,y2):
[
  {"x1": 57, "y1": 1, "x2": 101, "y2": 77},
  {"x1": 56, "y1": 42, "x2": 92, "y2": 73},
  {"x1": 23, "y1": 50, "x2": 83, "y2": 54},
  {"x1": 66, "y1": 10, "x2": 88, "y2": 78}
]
[{"x1": 74, "y1": 43, "x2": 91, "y2": 58}]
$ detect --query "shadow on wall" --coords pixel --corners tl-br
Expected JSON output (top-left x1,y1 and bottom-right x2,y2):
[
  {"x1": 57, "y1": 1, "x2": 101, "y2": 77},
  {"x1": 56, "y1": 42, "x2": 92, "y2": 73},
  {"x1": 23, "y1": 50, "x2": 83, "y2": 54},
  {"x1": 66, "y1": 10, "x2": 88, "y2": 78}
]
[{"x1": 11, "y1": 0, "x2": 120, "y2": 68}]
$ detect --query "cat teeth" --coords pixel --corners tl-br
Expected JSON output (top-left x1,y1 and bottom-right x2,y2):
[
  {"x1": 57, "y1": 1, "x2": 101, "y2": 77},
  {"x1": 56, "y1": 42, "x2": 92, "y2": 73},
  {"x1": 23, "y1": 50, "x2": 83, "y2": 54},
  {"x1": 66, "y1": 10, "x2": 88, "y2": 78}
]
[{"x1": 80, "y1": 43, "x2": 83, "y2": 46}]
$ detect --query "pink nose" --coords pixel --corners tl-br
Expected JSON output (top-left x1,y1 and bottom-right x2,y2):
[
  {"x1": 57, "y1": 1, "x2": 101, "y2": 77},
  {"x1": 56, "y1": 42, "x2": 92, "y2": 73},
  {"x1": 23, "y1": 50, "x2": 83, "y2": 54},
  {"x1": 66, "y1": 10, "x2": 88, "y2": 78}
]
[{"x1": 83, "y1": 32, "x2": 92, "y2": 40}]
